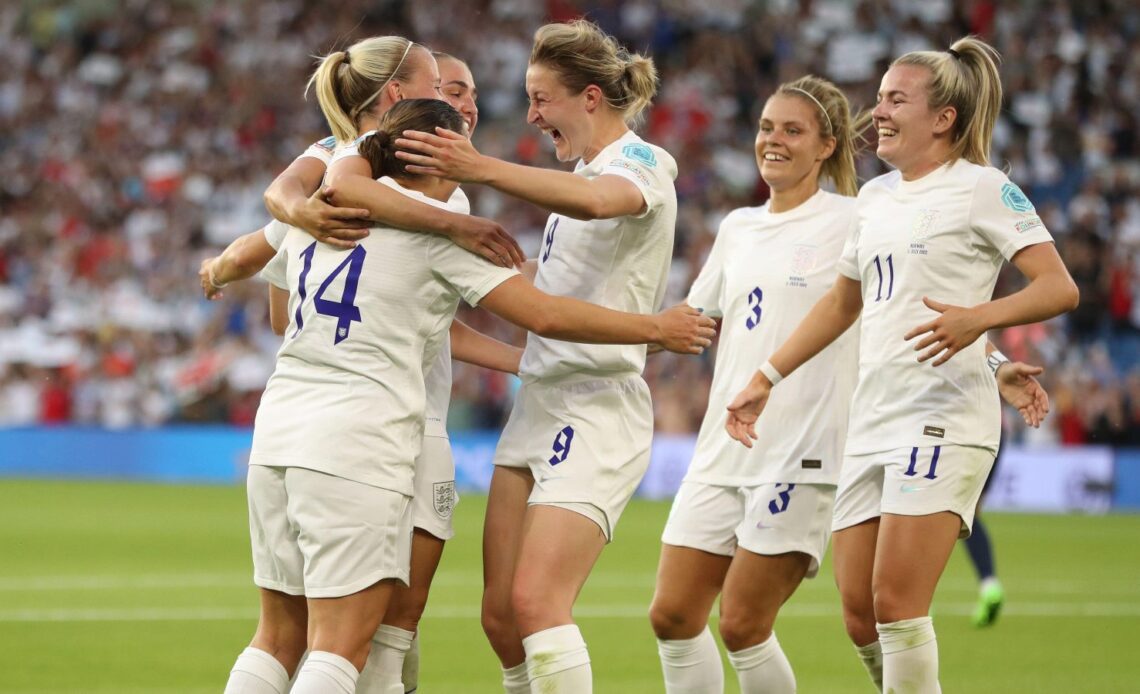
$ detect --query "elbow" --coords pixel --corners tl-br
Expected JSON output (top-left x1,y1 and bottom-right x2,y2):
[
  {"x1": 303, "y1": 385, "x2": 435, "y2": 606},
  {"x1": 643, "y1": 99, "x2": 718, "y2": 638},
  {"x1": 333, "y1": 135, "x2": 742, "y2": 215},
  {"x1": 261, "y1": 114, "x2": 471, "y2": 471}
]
[
  {"x1": 526, "y1": 313, "x2": 559, "y2": 337},
  {"x1": 1063, "y1": 280, "x2": 1080, "y2": 313}
]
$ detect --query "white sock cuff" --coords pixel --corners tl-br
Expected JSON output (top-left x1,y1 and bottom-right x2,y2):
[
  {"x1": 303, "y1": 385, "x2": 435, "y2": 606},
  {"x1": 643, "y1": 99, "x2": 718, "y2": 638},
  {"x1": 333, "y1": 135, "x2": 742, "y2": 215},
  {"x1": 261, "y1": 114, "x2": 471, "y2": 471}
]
[
  {"x1": 373, "y1": 624, "x2": 416, "y2": 651},
  {"x1": 726, "y1": 632, "x2": 780, "y2": 669},
  {"x1": 523, "y1": 624, "x2": 591, "y2": 678},
  {"x1": 854, "y1": 640, "x2": 882, "y2": 659},
  {"x1": 877, "y1": 617, "x2": 936, "y2": 655},
  {"x1": 501, "y1": 661, "x2": 530, "y2": 692},
  {"x1": 232, "y1": 647, "x2": 289, "y2": 691},
  {"x1": 657, "y1": 625, "x2": 714, "y2": 658},
  {"x1": 304, "y1": 651, "x2": 358, "y2": 691}
]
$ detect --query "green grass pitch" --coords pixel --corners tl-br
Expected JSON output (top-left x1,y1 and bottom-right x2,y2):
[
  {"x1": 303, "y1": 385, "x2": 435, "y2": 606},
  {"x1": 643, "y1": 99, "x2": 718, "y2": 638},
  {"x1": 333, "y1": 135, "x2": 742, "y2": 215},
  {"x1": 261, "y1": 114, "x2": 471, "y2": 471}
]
[{"x1": 1, "y1": 479, "x2": 1137, "y2": 692}]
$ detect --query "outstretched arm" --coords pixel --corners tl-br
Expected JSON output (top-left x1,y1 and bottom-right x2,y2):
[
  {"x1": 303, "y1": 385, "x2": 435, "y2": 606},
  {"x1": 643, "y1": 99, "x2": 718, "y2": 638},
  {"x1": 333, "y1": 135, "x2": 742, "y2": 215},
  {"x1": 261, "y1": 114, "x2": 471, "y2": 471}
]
[
  {"x1": 725, "y1": 275, "x2": 863, "y2": 446},
  {"x1": 325, "y1": 154, "x2": 525, "y2": 266},
  {"x1": 263, "y1": 156, "x2": 372, "y2": 249},
  {"x1": 478, "y1": 276, "x2": 715, "y2": 354},
  {"x1": 986, "y1": 341, "x2": 1050, "y2": 427},
  {"x1": 199, "y1": 228, "x2": 278, "y2": 300},
  {"x1": 450, "y1": 320, "x2": 522, "y2": 374},
  {"x1": 905, "y1": 243, "x2": 1080, "y2": 366},
  {"x1": 395, "y1": 128, "x2": 647, "y2": 220}
]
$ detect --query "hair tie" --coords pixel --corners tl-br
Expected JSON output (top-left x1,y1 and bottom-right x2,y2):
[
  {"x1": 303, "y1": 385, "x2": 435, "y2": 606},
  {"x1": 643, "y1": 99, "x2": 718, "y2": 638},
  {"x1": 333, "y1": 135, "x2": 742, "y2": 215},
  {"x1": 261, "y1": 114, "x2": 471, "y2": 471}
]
[
  {"x1": 785, "y1": 87, "x2": 833, "y2": 133},
  {"x1": 946, "y1": 48, "x2": 961, "y2": 59},
  {"x1": 343, "y1": 50, "x2": 351, "y2": 66}
]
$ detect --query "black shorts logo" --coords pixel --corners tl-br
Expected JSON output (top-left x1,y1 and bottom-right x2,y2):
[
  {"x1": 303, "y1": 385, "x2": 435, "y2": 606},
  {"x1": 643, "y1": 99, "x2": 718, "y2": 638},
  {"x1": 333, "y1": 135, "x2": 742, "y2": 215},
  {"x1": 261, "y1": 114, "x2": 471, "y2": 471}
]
[
  {"x1": 801, "y1": 459, "x2": 822, "y2": 470},
  {"x1": 923, "y1": 425, "x2": 946, "y2": 439}
]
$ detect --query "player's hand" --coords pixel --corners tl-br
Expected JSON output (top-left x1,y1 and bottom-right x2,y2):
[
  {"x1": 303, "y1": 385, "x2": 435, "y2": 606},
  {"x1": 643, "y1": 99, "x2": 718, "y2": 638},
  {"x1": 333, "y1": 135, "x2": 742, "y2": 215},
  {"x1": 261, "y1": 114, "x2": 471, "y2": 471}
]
[
  {"x1": 725, "y1": 373, "x2": 773, "y2": 447},
  {"x1": 199, "y1": 257, "x2": 224, "y2": 300},
  {"x1": 904, "y1": 297, "x2": 986, "y2": 366},
  {"x1": 996, "y1": 361, "x2": 1050, "y2": 427},
  {"x1": 292, "y1": 186, "x2": 372, "y2": 249},
  {"x1": 652, "y1": 304, "x2": 715, "y2": 355},
  {"x1": 450, "y1": 215, "x2": 526, "y2": 268},
  {"x1": 395, "y1": 127, "x2": 485, "y2": 183}
]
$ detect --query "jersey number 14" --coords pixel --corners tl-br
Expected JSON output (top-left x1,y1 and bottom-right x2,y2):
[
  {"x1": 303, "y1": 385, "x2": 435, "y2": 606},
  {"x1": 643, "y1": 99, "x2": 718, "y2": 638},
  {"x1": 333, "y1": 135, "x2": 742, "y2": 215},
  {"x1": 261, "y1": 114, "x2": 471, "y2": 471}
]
[{"x1": 292, "y1": 241, "x2": 367, "y2": 345}]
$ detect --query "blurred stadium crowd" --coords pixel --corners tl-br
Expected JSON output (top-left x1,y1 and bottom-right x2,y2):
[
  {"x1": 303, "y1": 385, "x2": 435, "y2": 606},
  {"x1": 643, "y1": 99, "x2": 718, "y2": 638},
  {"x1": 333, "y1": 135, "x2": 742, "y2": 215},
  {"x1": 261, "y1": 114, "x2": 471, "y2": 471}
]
[{"x1": 2, "y1": 0, "x2": 1139, "y2": 445}]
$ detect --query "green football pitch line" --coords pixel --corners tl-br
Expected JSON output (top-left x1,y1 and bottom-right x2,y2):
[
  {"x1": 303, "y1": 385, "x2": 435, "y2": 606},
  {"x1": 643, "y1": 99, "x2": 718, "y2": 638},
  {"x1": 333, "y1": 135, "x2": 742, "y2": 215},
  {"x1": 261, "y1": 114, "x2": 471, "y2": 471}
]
[{"x1": 1, "y1": 480, "x2": 1137, "y2": 692}]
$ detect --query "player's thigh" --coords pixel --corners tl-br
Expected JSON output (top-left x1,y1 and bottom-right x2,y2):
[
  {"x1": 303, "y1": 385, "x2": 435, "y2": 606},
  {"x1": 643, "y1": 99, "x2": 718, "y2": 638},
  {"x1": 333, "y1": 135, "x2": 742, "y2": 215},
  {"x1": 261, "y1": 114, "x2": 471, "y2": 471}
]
[
  {"x1": 737, "y1": 482, "x2": 835, "y2": 579},
  {"x1": 511, "y1": 504, "x2": 607, "y2": 634},
  {"x1": 872, "y1": 511, "x2": 960, "y2": 622},
  {"x1": 308, "y1": 580, "x2": 398, "y2": 668},
  {"x1": 384, "y1": 529, "x2": 446, "y2": 630},
  {"x1": 650, "y1": 544, "x2": 732, "y2": 638},
  {"x1": 483, "y1": 466, "x2": 534, "y2": 597}
]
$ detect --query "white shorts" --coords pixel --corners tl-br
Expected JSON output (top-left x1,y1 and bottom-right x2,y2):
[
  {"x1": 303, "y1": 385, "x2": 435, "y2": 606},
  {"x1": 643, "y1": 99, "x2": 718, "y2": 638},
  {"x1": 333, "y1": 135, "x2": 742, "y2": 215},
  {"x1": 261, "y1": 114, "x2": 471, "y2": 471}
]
[
  {"x1": 247, "y1": 465, "x2": 413, "y2": 598},
  {"x1": 494, "y1": 375, "x2": 653, "y2": 540},
  {"x1": 661, "y1": 481, "x2": 835, "y2": 578},
  {"x1": 833, "y1": 445, "x2": 995, "y2": 538},
  {"x1": 412, "y1": 435, "x2": 457, "y2": 541}
]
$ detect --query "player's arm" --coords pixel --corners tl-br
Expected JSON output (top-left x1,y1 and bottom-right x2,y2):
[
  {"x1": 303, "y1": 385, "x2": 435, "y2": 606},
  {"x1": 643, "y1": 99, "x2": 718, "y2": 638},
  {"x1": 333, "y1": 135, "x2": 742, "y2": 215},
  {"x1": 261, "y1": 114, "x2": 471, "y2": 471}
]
[
  {"x1": 478, "y1": 276, "x2": 714, "y2": 353},
  {"x1": 725, "y1": 275, "x2": 863, "y2": 446},
  {"x1": 449, "y1": 319, "x2": 522, "y2": 374},
  {"x1": 199, "y1": 228, "x2": 279, "y2": 300},
  {"x1": 520, "y1": 260, "x2": 538, "y2": 283},
  {"x1": 905, "y1": 246, "x2": 1080, "y2": 366},
  {"x1": 986, "y1": 340, "x2": 1050, "y2": 428},
  {"x1": 395, "y1": 128, "x2": 646, "y2": 219},
  {"x1": 325, "y1": 154, "x2": 524, "y2": 266},
  {"x1": 263, "y1": 155, "x2": 372, "y2": 249},
  {"x1": 268, "y1": 285, "x2": 289, "y2": 336}
]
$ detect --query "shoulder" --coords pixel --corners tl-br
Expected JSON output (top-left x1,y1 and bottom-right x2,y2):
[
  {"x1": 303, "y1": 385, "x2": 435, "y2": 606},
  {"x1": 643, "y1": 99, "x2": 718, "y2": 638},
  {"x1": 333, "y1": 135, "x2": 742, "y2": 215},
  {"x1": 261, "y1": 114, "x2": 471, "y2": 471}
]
[
  {"x1": 719, "y1": 205, "x2": 764, "y2": 232},
  {"x1": 857, "y1": 171, "x2": 901, "y2": 199},
  {"x1": 612, "y1": 135, "x2": 678, "y2": 180}
]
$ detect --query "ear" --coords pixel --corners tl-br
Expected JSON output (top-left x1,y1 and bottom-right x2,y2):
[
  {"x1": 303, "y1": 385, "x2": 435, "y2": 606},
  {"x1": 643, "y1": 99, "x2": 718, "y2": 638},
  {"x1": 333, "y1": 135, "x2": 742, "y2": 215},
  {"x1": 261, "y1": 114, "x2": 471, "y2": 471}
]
[
  {"x1": 932, "y1": 105, "x2": 957, "y2": 137},
  {"x1": 388, "y1": 80, "x2": 404, "y2": 104},
  {"x1": 582, "y1": 84, "x2": 604, "y2": 113},
  {"x1": 818, "y1": 135, "x2": 837, "y2": 162}
]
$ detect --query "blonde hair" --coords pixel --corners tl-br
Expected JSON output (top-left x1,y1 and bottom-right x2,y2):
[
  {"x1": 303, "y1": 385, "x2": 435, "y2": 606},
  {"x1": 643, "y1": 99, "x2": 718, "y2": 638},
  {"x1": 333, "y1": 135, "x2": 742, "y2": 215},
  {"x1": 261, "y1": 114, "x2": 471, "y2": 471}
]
[
  {"x1": 892, "y1": 36, "x2": 1003, "y2": 166},
  {"x1": 530, "y1": 20, "x2": 658, "y2": 126},
  {"x1": 306, "y1": 36, "x2": 424, "y2": 145},
  {"x1": 775, "y1": 75, "x2": 869, "y2": 197}
]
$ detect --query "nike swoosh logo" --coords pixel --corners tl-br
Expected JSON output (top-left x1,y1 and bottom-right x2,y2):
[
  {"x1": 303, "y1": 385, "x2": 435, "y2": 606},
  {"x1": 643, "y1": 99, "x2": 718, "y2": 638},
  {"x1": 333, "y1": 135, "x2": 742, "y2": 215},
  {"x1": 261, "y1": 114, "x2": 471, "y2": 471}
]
[{"x1": 900, "y1": 485, "x2": 925, "y2": 493}]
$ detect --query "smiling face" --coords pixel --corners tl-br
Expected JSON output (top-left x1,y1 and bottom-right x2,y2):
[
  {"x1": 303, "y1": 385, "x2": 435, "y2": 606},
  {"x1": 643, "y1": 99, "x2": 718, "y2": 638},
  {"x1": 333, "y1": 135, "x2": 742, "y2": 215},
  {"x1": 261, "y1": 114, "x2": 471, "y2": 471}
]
[
  {"x1": 754, "y1": 93, "x2": 835, "y2": 194},
  {"x1": 437, "y1": 56, "x2": 478, "y2": 135},
  {"x1": 872, "y1": 63, "x2": 955, "y2": 178},
  {"x1": 525, "y1": 62, "x2": 594, "y2": 162}
]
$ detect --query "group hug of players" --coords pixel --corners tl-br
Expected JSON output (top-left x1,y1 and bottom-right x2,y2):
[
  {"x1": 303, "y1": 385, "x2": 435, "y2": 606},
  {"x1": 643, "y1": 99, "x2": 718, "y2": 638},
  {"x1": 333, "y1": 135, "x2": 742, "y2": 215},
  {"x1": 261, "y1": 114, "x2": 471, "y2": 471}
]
[{"x1": 199, "y1": 18, "x2": 1077, "y2": 694}]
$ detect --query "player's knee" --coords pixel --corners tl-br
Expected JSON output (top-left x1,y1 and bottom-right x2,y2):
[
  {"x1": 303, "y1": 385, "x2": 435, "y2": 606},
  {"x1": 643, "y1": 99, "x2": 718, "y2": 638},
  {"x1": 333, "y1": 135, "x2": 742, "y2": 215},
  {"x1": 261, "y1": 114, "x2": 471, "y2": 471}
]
[
  {"x1": 384, "y1": 590, "x2": 430, "y2": 632},
  {"x1": 481, "y1": 595, "x2": 514, "y2": 644},
  {"x1": 509, "y1": 584, "x2": 548, "y2": 634},
  {"x1": 251, "y1": 625, "x2": 308, "y2": 674},
  {"x1": 871, "y1": 587, "x2": 914, "y2": 626},
  {"x1": 647, "y1": 598, "x2": 701, "y2": 640},
  {"x1": 839, "y1": 597, "x2": 877, "y2": 646},
  {"x1": 717, "y1": 610, "x2": 772, "y2": 652}
]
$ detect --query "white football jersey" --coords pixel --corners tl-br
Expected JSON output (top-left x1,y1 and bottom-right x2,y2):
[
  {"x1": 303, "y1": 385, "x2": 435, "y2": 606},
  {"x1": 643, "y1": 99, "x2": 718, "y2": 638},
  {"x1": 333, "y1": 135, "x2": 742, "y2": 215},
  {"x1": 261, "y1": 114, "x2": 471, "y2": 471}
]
[
  {"x1": 249, "y1": 177, "x2": 518, "y2": 493},
  {"x1": 298, "y1": 135, "x2": 337, "y2": 165},
  {"x1": 686, "y1": 190, "x2": 859, "y2": 486},
  {"x1": 837, "y1": 160, "x2": 1055, "y2": 455},
  {"x1": 519, "y1": 131, "x2": 678, "y2": 381}
]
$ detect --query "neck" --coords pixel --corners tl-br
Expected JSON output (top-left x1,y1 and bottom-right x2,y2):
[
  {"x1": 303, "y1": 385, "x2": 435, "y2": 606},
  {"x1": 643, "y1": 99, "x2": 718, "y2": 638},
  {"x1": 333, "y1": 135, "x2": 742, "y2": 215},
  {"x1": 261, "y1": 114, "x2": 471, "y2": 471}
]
[
  {"x1": 898, "y1": 143, "x2": 953, "y2": 181},
  {"x1": 581, "y1": 114, "x2": 630, "y2": 164},
  {"x1": 769, "y1": 177, "x2": 820, "y2": 213},
  {"x1": 394, "y1": 175, "x2": 459, "y2": 203}
]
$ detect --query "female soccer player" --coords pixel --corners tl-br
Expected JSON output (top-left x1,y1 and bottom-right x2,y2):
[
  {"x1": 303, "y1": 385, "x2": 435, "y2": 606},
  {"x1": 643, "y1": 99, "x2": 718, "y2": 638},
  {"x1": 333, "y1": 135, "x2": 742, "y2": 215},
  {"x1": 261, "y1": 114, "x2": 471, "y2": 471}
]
[
  {"x1": 726, "y1": 38, "x2": 1079, "y2": 693},
  {"x1": 221, "y1": 98, "x2": 713, "y2": 694},
  {"x1": 393, "y1": 20, "x2": 679, "y2": 692},
  {"x1": 647, "y1": 75, "x2": 863, "y2": 693}
]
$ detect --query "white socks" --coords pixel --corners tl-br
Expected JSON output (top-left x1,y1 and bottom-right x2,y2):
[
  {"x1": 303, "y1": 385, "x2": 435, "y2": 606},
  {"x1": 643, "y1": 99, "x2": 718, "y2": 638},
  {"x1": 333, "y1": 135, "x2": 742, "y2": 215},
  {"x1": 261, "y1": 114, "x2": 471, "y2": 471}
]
[
  {"x1": 290, "y1": 650, "x2": 359, "y2": 694},
  {"x1": 522, "y1": 624, "x2": 592, "y2": 693},
  {"x1": 502, "y1": 661, "x2": 531, "y2": 694},
  {"x1": 727, "y1": 632, "x2": 795, "y2": 693},
  {"x1": 402, "y1": 631, "x2": 420, "y2": 692},
  {"x1": 358, "y1": 625, "x2": 415, "y2": 694},
  {"x1": 223, "y1": 647, "x2": 289, "y2": 694},
  {"x1": 878, "y1": 617, "x2": 940, "y2": 694},
  {"x1": 854, "y1": 640, "x2": 884, "y2": 692},
  {"x1": 657, "y1": 625, "x2": 724, "y2": 693}
]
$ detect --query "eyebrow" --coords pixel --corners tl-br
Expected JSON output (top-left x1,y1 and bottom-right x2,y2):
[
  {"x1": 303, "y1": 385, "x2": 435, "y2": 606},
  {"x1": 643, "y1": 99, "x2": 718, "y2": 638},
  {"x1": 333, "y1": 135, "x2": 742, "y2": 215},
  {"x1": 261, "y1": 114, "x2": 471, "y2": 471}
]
[
  {"x1": 759, "y1": 117, "x2": 809, "y2": 127},
  {"x1": 444, "y1": 80, "x2": 470, "y2": 90},
  {"x1": 877, "y1": 89, "x2": 909, "y2": 99}
]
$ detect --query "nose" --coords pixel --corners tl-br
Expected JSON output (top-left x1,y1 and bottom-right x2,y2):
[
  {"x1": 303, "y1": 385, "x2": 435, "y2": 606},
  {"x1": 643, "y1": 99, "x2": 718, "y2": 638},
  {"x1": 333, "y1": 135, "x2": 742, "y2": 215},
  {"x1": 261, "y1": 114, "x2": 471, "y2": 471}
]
[
  {"x1": 871, "y1": 100, "x2": 888, "y2": 121},
  {"x1": 527, "y1": 102, "x2": 540, "y2": 125}
]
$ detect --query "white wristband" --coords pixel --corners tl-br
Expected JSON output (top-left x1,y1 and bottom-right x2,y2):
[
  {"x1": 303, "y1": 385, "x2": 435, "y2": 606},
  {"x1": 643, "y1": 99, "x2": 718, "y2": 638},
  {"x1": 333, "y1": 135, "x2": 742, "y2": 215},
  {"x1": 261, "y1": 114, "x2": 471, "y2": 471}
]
[
  {"x1": 758, "y1": 360, "x2": 783, "y2": 386},
  {"x1": 209, "y1": 269, "x2": 228, "y2": 290},
  {"x1": 986, "y1": 349, "x2": 1009, "y2": 376}
]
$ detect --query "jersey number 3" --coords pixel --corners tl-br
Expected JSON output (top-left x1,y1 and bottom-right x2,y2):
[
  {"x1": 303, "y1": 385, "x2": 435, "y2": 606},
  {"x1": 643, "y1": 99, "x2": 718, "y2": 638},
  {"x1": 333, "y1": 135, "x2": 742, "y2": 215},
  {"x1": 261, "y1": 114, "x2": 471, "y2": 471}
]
[{"x1": 293, "y1": 242, "x2": 367, "y2": 345}]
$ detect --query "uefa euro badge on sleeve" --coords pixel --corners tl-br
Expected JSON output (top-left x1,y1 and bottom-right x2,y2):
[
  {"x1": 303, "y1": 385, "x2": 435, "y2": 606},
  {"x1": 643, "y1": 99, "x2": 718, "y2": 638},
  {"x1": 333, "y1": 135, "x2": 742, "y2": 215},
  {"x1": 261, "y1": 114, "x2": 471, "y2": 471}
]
[
  {"x1": 1000, "y1": 182, "x2": 1035, "y2": 213},
  {"x1": 622, "y1": 143, "x2": 657, "y2": 167}
]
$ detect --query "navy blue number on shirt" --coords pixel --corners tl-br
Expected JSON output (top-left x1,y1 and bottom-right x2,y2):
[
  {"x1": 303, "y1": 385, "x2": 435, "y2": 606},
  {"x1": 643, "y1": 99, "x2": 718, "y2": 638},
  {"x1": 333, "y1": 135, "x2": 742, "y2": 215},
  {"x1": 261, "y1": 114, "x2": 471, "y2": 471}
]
[
  {"x1": 905, "y1": 446, "x2": 940, "y2": 480},
  {"x1": 768, "y1": 483, "x2": 796, "y2": 514},
  {"x1": 745, "y1": 287, "x2": 764, "y2": 330},
  {"x1": 872, "y1": 254, "x2": 894, "y2": 301},
  {"x1": 541, "y1": 217, "x2": 560, "y2": 263},
  {"x1": 292, "y1": 242, "x2": 367, "y2": 345},
  {"x1": 548, "y1": 425, "x2": 575, "y2": 465}
]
